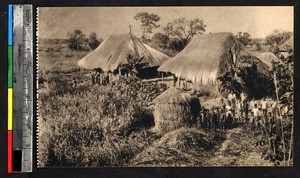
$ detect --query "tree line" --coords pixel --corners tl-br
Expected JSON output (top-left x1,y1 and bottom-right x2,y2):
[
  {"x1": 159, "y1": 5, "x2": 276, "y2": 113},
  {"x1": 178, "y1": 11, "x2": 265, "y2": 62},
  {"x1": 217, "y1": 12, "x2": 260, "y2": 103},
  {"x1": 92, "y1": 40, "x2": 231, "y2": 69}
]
[{"x1": 67, "y1": 11, "x2": 292, "y2": 57}]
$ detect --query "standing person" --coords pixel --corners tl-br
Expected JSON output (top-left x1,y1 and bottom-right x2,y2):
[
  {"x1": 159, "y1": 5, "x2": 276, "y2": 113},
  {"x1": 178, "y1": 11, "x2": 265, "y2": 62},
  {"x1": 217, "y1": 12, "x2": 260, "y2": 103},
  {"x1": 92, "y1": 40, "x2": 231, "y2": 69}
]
[
  {"x1": 235, "y1": 100, "x2": 241, "y2": 125},
  {"x1": 249, "y1": 98, "x2": 255, "y2": 110},
  {"x1": 204, "y1": 109, "x2": 210, "y2": 129},
  {"x1": 225, "y1": 100, "x2": 234, "y2": 130},
  {"x1": 95, "y1": 73, "x2": 100, "y2": 84},
  {"x1": 220, "y1": 98, "x2": 226, "y2": 111},
  {"x1": 91, "y1": 72, "x2": 95, "y2": 85},
  {"x1": 240, "y1": 92, "x2": 246, "y2": 104},
  {"x1": 219, "y1": 108, "x2": 226, "y2": 130},
  {"x1": 252, "y1": 104, "x2": 259, "y2": 132},
  {"x1": 228, "y1": 91, "x2": 233, "y2": 103},
  {"x1": 200, "y1": 108, "x2": 205, "y2": 128},
  {"x1": 213, "y1": 107, "x2": 219, "y2": 129},
  {"x1": 261, "y1": 97, "x2": 268, "y2": 125},
  {"x1": 172, "y1": 75, "x2": 176, "y2": 87},
  {"x1": 72, "y1": 77, "x2": 77, "y2": 89},
  {"x1": 243, "y1": 99, "x2": 249, "y2": 123}
]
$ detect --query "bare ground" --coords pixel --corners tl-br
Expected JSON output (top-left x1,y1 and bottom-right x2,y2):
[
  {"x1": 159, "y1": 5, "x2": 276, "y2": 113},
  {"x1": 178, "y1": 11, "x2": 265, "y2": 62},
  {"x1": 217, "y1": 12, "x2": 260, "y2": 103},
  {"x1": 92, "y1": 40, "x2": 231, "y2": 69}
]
[{"x1": 204, "y1": 127, "x2": 274, "y2": 167}]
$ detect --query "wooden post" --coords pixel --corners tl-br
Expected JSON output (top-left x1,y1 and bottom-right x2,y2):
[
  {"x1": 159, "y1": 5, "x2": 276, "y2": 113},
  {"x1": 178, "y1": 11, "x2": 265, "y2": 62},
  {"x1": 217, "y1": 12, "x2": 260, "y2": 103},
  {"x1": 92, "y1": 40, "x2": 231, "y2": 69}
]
[
  {"x1": 274, "y1": 71, "x2": 286, "y2": 165},
  {"x1": 161, "y1": 72, "x2": 164, "y2": 84},
  {"x1": 273, "y1": 72, "x2": 279, "y2": 103},
  {"x1": 288, "y1": 120, "x2": 293, "y2": 165},
  {"x1": 119, "y1": 68, "x2": 121, "y2": 76}
]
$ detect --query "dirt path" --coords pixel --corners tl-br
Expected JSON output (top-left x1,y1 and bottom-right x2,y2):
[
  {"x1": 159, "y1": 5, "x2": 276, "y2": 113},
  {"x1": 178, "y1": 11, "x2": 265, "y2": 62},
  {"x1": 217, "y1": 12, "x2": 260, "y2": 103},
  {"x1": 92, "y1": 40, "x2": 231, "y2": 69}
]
[{"x1": 205, "y1": 127, "x2": 274, "y2": 166}]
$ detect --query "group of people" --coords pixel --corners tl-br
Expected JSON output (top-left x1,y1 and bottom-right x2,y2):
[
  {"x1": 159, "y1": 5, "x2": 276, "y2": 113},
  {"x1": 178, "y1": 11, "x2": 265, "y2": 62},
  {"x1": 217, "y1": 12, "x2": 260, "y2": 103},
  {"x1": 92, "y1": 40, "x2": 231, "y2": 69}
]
[
  {"x1": 197, "y1": 91, "x2": 291, "y2": 137},
  {"x1": 91, "y1": 71, "x2": 110, "y2": 85}
]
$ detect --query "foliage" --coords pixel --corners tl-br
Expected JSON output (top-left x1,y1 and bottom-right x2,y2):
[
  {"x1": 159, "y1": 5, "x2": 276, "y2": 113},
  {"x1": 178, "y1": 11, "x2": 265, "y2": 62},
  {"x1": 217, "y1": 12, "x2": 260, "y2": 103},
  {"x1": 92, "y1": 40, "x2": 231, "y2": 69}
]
[
  {"x1": 163, "y1": 18, "x2": 206, "y2": 46},
  {"x1": 236, "y1": 32, "x2": 251, "y2": 46},
  {"x1": 88, "y1": 32, "x2": 102, "y2": 50},
  {"x1": 266, "y1": 30, "x2": 292, "y2": 46},
  {"x1": 134, "y1": 12, "x2": 161, "y2": 42},
  {"x1": 67, "y1": 30, "x2": 102, "y2": 51},
  {"x1": 151, "y1": 32, "x2": 170, "y2": 49},
  {"x1": 67, "y1": 29, "x2": 88, "y2": 51},
  {"x1": 38, "y1": 75, "x2": 168, "y2": 166}
]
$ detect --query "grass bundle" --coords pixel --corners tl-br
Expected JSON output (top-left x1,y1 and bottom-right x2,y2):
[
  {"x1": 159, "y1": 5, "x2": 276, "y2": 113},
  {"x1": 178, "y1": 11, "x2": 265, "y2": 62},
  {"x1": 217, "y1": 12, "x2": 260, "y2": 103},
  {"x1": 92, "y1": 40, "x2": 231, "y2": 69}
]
[{"x1": 153, "y1": 87, "x2": 200, "y2": 134}]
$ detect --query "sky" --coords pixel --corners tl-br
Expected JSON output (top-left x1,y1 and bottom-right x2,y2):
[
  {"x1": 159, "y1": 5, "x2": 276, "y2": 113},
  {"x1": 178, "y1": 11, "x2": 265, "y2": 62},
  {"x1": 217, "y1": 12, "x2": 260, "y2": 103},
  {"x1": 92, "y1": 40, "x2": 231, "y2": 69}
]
[{"x1": 37, "y1": 6, "x2": 294, "y2": 39}]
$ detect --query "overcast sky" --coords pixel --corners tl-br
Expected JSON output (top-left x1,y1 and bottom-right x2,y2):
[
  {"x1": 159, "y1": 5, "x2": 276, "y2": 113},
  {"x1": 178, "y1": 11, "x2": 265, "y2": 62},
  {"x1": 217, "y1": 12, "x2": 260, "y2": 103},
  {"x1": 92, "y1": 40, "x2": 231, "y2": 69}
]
[{"x1": 38, "y1": 6, "x2": 293, "y2": 39}]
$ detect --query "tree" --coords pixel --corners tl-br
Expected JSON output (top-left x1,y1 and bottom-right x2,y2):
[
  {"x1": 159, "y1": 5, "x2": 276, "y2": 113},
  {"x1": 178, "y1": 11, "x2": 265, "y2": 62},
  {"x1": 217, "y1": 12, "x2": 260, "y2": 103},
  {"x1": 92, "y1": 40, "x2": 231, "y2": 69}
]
[
  {"x1": 236, "y1": 32, "x2": 251, "y2": 46},
  {"x1": 163, "y1": 18, "x2": 206, "y2": 46},
  {"x1": 134, "y1": 12, "x2": 161, "y2": 42},
  {"x1": 266, "y1": 30, "x2": 292, "y2": 46},
  {"x1": 151, "y1": 32, "x2": 170, "y2": 49},
  {"x1": 67, "y1": 29, "x2": 86, "y2": 51},
  {"x1": 88, "y1": 32, "x2": 102, "y2": 50}
]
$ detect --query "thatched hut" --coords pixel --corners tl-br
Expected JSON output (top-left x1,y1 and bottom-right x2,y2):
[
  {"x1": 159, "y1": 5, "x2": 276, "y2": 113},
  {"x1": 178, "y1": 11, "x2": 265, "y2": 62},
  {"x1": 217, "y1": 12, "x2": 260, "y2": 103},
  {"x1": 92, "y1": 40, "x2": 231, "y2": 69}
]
[
  {"x1": 158, "y1": 32, "x2": 273, "y2": 98},
  {"x1": 252, "y1": 52, "x2": 281, "y2": 71},
  {"x1": 78, "y1": 33, "x2": 170, "y2": 78},
  {"x1": 153, "y1": 87, "x2": 200, "y2": 134},
  {"x1": 279, "y1": 37, "x2": 293, "y2": 52}
]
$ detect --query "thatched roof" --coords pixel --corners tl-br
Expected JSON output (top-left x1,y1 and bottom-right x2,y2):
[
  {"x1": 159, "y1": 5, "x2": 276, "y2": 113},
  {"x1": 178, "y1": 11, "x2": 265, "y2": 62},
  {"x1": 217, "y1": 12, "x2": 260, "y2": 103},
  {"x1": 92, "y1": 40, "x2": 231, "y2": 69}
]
[
  {"x1": 279, "y1": 37, "x2": 294, "y2": 51},
  {"x1": 78, "y1": 34, "x2": 170, "y2": 71},
  {"x1": 153, "y1": 87, "x2": 193, "y2": 105},
  {"x1": 158, "y1": 32, "x2": 261, "y2": 84},
  {"x1": 252, "y1": 52, "x2": 281, "y2": 71}
]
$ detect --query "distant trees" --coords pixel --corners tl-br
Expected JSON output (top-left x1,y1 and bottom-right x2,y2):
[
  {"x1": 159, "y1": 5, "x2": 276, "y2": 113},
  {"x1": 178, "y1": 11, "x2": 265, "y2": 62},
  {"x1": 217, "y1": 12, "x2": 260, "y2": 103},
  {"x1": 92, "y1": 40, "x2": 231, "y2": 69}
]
[
  {"x1": 68, "y1": 30, "x2": 87, "y2": 51},
  {"x1": 134, "y1": 12, "x2": 161, "y2": 42},
  {"x1": 88, "y1": 32, "x2": 103, "y2": 50},
  {"x1": 266, "y1": 30, "x2": 292, "y2": 46},
  {"x1": 163, "y1": 18, "x2": 206, "y2": 46},
  {"x1": 67, "y1": 30, "x2": 102, "y2": 51},
  {"x1": 236, "y1": 32, "x2": 251, "y2": 46}
]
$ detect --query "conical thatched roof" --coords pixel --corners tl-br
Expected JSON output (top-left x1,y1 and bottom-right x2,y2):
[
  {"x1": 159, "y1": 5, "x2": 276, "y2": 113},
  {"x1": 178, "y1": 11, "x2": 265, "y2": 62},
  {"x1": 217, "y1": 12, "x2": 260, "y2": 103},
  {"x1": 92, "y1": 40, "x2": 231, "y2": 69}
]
[
  {"x1": 158, "y1": 32, "x2": 265, "y2": 84},
  {"x1": 252, "y1": 52, "x2": 281, "y2": 71},
  {"x1": 78, "y1": 34, "x2": 170, "y2": 71},
  {"x1": 279, "y1": 37, "x2": 293, "y2": 51}
]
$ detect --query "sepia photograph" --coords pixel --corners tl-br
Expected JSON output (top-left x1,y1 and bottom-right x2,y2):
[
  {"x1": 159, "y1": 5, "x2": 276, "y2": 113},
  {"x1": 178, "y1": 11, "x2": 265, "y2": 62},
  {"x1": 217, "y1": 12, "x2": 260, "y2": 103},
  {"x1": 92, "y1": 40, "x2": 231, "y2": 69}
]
[{"x1": 37, "y1": 7, "x2": 294, "y2": 167}]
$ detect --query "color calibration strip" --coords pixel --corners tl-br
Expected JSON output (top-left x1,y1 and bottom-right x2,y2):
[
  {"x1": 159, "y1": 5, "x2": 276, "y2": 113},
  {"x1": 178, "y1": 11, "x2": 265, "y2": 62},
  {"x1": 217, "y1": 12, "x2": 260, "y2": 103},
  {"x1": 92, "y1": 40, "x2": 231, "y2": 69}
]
[{"x1": 8, "y1": 4, "x2": 14, "y2": 173}]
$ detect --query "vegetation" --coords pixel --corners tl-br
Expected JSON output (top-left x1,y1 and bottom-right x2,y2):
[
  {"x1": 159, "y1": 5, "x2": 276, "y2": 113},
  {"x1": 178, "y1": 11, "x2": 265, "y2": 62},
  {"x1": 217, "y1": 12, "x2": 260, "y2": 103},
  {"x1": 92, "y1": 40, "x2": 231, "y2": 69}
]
[
  {"x1": 134, "y1": 12, "x2": 161, "y2": 42},
  {"x1": 164, "y1": 18, "x2": 206, "y2": 47},
  {"x1": 67, "y1": 30, "x2": 102, "y2": 51}
]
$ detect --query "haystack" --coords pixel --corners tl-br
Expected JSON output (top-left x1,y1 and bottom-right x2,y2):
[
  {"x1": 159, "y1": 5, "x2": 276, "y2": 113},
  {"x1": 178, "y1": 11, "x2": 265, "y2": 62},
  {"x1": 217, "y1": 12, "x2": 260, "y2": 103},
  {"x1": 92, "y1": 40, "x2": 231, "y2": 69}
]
[
  {"x1": 153, "y1": 87, "x2": 200, "y2": 134},
  {"x1": 78, "y1": 33, "x2": 170, "y2": 71},
  {"x1": 158, "y1": 32, "x2": 268, "y2": 84}
]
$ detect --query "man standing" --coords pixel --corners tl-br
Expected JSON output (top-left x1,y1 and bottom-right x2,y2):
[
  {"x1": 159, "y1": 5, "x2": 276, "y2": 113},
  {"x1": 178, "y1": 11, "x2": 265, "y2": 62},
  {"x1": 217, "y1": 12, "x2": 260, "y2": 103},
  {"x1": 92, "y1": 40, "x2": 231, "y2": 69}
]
[
  {"x1": 252, "y1": 104, "x2": 259, "y2": 132},
  {"x1": 225, "y1": 100, "x2": 234, "y2": 129}
]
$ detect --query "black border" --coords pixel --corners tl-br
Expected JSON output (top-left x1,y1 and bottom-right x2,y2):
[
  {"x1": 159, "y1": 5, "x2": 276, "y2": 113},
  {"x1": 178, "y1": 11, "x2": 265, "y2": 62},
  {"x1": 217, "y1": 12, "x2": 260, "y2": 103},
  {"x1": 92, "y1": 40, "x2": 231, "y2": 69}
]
[{"x1": 0, "y1": 0, "x2": 299, "y2": 178}]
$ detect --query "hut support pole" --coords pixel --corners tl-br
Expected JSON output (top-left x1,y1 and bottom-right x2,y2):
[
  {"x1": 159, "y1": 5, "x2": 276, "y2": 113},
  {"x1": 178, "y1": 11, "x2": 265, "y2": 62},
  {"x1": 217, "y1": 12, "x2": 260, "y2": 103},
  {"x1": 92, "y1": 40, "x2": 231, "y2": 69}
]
[{"x1": 161, "y1": 72, "x2": 164, "y2": 84}]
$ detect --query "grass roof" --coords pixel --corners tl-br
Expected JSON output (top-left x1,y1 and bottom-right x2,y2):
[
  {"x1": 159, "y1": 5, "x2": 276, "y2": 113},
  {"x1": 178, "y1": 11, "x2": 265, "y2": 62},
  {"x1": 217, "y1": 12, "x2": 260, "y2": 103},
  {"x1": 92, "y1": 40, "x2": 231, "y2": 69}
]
[
  {"x1": 78, "y1": 34, "x2": 170, "y2": 71},
  {"x1": 158, "y1": 32, "x2": 265, "y2": 84}
]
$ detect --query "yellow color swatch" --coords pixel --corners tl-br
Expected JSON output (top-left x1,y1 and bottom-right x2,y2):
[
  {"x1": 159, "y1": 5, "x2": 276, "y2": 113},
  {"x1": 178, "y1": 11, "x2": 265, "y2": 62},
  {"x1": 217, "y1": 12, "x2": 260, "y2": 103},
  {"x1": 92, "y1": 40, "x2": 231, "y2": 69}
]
[{"x1": 8, "y1": 88, "x2": 13, "y2": 130}]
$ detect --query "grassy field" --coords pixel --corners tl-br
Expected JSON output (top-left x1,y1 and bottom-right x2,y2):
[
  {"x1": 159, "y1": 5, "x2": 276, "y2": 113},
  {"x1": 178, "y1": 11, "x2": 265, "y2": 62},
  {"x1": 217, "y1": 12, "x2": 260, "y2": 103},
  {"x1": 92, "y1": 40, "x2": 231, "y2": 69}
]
[{"x1": 37, "y1": 39, "x2": 278, "y2": 167}]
